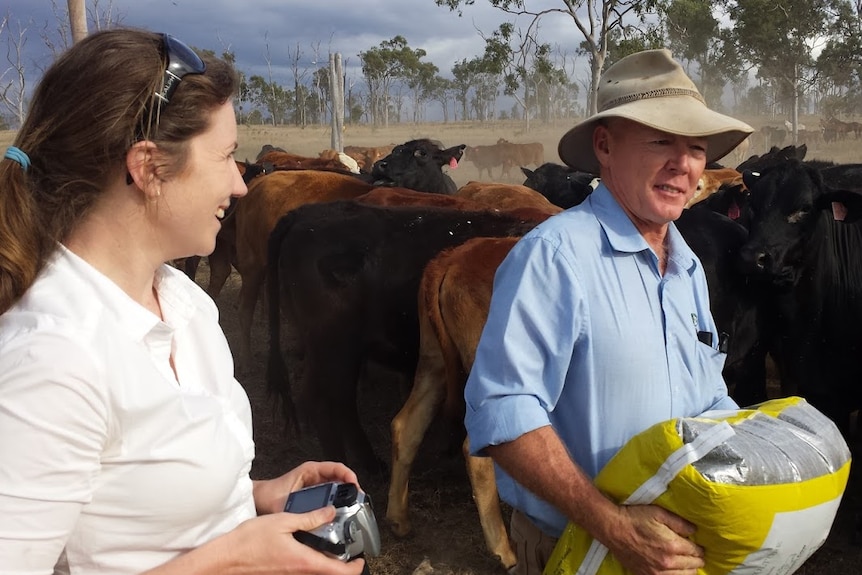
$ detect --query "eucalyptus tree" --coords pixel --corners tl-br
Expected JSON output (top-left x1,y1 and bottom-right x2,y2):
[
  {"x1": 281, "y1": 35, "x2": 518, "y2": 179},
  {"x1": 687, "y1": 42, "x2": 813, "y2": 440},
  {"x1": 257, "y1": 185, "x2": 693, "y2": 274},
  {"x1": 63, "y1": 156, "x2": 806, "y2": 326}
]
[
  {"x1": 659, "y1": 0, "x2": 744, "y2": 107},
  {"x1": 436, "y1": 0, "x2": 659, "y2": 115},
  {"x1": 451, "y1": 57, "x2": 482, "y2": 120},
  {"x1": 426, "y1": 75, "x2": 455, "y2": 122},
  {"x1": 400, "y1": 48, "x2": 439, "y2": 123},
  {"x1": 67, "y1": 0, "x2": 86, "y2": 43},
  {"x1": 814, "y1": 0, "x2": 862, "y2": 116},
  {"x1": 729, "y1": 0, "x2": 840, "y2": 132},
  {"x1": 480, "y1": 21, "x2": 568, "y2": 129},
  {"x1": 246, "y1": 75, "x2": 290, "y2": 126},
  {"x1": 359, "y1": 35, "x2": 416, "y2": 127}
]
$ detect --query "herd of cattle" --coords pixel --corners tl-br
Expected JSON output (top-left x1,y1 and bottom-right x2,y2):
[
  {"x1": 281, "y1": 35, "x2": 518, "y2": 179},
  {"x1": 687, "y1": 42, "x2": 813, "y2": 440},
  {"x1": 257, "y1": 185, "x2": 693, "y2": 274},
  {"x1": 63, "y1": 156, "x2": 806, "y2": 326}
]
[{"x1": 182, "y1": 137, "x2": 862, "y2": 570}]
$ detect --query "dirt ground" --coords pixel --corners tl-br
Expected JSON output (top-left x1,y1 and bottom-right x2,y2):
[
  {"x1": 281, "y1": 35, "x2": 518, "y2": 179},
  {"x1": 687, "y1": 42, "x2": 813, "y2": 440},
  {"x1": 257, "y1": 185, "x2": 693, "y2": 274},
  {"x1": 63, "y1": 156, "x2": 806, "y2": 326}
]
[{"x1": 201, "y1": 256, "x2": 862, "y2": 575}]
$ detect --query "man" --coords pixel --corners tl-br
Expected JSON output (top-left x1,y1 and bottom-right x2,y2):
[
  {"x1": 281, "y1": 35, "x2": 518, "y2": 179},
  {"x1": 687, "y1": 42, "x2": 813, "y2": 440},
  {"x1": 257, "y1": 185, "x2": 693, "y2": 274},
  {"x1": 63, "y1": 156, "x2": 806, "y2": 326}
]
[{"x1": 464, "y1": 49, "x2": 754, "y2": 575}]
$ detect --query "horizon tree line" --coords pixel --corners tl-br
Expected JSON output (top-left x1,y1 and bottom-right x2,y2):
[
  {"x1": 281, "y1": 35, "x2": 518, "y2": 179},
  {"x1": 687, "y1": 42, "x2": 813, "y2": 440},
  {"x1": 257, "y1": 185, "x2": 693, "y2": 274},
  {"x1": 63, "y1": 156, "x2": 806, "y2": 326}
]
[{"x1": 2, "y1": 0, "x2": 862, "y2": 131}]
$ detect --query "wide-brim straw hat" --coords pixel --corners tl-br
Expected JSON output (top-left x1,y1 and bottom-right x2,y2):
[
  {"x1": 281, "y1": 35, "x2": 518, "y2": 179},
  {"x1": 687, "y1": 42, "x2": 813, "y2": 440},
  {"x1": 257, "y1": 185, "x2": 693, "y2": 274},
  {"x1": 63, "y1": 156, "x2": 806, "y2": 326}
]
[{"x1": 558, "y1": 49, "x2": 754, "y2": 174}]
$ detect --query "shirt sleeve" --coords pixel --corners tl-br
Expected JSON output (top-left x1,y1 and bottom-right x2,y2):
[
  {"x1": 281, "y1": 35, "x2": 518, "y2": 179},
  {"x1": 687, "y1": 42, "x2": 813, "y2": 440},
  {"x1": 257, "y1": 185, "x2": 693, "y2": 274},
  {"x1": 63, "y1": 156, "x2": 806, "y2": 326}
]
[
  {"x1": 0, "y1": 331, "x2": 108, "y2": 574},
  {"x1": 464, "y1": 234, "x2": 583, "y2": 455}
]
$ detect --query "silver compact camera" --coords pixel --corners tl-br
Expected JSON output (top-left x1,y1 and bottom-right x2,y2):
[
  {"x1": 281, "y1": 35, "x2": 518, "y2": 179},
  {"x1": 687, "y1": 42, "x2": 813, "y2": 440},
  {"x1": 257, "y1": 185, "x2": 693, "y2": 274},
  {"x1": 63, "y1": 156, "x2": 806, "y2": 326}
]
[{"x1": 284, "y1": 481, "x2": 381, "y2": 561}]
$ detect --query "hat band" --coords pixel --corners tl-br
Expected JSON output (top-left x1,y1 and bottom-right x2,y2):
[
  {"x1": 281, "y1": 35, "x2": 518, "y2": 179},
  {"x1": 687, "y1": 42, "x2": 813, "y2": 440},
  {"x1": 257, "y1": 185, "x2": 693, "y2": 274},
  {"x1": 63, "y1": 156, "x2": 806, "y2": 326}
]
[{"x1": 601, "y1": 87, "x2": 705, "y2": 112}]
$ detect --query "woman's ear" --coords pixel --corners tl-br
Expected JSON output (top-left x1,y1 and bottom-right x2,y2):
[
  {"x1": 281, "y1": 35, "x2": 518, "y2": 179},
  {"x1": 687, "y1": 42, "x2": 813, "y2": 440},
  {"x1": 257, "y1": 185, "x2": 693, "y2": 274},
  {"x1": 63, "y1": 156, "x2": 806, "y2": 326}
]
[{"x1": 125, "y1": 141, "x2": 160, "y2": 200}]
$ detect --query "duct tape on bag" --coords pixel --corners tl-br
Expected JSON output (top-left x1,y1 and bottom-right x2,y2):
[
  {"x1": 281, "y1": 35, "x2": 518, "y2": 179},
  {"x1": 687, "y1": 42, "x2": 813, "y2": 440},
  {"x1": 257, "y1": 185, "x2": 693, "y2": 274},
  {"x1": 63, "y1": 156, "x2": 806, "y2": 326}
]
[{"x1": 544, "y1": 396, "x2": 852, "y2": 575}]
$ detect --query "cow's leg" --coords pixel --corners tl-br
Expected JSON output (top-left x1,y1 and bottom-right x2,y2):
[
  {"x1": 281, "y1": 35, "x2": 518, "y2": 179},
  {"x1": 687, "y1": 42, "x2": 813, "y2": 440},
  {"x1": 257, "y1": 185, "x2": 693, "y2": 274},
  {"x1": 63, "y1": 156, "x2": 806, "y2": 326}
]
[
  {"x1": 386, "y1": 346, "x2": 446, "y2": 536},
  {"x1": 463, "y1": 437, "x2": 517, "y2": 571},
  {"x1": 303, "y1": 343, "x2": 385, "y2": 474},
  {"x1": 237, "y1": 265, "x2": 265, "y2": 372}
]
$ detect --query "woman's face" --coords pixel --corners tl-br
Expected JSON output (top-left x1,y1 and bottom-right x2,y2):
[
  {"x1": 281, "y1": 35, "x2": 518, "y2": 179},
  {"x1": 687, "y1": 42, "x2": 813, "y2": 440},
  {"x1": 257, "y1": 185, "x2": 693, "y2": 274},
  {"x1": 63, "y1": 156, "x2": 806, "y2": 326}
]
[{"x1": 157, "y1": 101, "x2": 247, "y2": 261}]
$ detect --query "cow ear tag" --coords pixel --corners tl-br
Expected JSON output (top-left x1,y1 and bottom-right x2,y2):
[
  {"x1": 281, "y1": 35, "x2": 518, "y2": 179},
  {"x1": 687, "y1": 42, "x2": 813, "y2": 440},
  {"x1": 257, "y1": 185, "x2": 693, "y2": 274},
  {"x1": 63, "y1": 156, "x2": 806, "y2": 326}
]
[
  {"x1": 832, "y1": 202, "x2": 847, "y2": 221},
  {"x1": 449, "y1": 157, "x2": 459, "y2": 169}
]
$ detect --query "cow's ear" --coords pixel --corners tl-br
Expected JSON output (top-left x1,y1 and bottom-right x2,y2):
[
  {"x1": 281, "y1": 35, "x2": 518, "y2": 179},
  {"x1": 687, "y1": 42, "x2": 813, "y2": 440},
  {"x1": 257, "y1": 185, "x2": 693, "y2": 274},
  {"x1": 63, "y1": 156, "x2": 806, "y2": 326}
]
[
  {"x1": 819, "y1": 188, "x2": 862, "y2": 223},
  {"x1": 436, "y1": 144, "x2": 466, "y2": 166},
  {"x1": 521, "y1": 167, "x2": 534, "y2": 179}
]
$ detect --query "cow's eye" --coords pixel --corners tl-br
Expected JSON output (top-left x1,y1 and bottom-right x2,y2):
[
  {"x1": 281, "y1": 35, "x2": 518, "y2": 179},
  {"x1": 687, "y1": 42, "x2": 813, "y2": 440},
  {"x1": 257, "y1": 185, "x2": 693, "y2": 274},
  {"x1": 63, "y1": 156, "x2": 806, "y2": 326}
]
[{"x1": 414, "y1": 149, "x2": 427, "y2": 158}]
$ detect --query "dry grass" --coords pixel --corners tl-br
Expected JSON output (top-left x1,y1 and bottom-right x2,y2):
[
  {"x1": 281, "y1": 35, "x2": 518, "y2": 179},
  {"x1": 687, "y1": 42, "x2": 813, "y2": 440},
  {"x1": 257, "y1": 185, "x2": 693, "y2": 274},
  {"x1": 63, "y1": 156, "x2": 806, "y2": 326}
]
[{"x1": 5, "y1": 114, "x2": 859, "y2": 189}]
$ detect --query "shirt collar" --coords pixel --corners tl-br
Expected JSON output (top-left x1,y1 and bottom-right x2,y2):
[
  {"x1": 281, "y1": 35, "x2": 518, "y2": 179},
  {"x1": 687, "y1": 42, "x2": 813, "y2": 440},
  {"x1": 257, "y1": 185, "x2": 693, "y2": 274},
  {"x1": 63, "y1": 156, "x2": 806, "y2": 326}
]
[
  {"x1": 54, "y1": 244, "x2": 195, "y2": 342},
  {"x1": 589, "y1": 183, "x2": 698, "y2": 276}
]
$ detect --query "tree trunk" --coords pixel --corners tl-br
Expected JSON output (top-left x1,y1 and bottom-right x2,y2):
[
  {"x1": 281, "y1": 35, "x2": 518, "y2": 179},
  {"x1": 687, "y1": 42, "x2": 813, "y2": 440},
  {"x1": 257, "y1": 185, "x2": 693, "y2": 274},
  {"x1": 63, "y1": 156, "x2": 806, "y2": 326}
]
[{"x1": 68, "y1": 0, "x2": 88, "y2": 44}]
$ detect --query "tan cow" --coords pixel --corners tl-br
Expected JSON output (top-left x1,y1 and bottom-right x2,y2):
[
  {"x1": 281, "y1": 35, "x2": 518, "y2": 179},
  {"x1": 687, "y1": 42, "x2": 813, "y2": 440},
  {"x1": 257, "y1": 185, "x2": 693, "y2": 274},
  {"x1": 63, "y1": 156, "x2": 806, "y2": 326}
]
[
  {"x1": 456, "y1": 181, "x2": 562, "y2": 215},
  {"x1": 496, "y1": 139, "x2": 545, "y2": 179},
  {"x1": 687, "y1": 167, "x2": 744, "y2": 208},
  {"x1": 343, "y1": 144, "x2": 395, "y2": 172},
  {"x1": 388, "y1": 236, "x2": 524, "y2": 572}
]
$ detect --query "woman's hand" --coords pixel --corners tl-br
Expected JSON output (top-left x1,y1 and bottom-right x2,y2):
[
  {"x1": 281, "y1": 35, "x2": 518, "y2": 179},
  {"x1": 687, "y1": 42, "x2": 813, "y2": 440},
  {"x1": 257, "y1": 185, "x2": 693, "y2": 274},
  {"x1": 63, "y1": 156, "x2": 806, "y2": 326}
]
[
  {"x1": 253, "y1": 461, "x2": 360, "y2": 515},
  {"x1": 141, "y1": 506, "x2": 366, "y2": 575}
]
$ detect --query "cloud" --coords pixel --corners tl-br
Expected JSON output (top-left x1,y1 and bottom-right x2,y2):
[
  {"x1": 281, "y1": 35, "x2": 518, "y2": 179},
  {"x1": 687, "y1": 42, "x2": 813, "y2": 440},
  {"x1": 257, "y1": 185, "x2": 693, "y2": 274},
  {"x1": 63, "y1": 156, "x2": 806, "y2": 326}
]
[{"x1": 5, "y1": 0, "x2": 521, "y2": 85}]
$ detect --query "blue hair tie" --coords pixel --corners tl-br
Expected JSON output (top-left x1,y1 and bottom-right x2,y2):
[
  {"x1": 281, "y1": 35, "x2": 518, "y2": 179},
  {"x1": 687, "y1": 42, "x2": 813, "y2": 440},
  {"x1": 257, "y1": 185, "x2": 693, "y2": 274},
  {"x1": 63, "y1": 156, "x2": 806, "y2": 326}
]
[{"x1": 4, "y1": 146, "x2": 31, "y2": 171}]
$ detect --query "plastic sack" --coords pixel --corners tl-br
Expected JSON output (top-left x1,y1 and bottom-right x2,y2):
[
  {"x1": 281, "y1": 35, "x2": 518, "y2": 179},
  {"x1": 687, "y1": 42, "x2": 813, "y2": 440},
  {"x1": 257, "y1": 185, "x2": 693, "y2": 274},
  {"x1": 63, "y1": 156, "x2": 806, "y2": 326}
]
[{"x1": 544, "y1": 396, "x2": 852, "y2": 575}]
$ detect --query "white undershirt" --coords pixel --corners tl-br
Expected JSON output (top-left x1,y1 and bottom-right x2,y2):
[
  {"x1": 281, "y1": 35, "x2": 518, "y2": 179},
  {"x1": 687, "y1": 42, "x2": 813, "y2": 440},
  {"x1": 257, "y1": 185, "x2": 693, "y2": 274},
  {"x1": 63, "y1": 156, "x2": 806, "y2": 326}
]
[{"x1": 0, "y1": 245, "x2": 256, "y2": 574}]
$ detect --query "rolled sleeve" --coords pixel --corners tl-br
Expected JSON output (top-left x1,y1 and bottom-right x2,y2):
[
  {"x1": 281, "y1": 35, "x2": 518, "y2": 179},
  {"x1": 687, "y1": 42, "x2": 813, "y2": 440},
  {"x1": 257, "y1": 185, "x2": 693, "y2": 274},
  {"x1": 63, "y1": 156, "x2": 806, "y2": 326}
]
[
  {"x1": 465, "y1": 233, "x2": 581, "y2": 456},
  {"x1": 466, "y1": 393, "x2": 550, "y2": 455}
]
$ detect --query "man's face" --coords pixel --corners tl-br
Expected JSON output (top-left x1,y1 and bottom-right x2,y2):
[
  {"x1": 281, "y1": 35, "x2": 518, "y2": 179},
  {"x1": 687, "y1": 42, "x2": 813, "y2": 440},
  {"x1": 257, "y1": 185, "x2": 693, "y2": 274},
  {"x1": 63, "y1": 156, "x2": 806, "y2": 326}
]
[{"x1": 594, "y1": 118, "x2": 707, "y2": 235}]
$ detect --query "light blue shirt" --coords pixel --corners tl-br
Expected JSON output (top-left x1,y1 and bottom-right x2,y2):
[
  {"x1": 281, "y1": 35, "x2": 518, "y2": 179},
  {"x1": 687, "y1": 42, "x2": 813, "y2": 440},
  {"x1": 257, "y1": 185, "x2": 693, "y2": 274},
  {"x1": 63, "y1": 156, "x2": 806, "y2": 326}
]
[{"x1": 464, "y1": 183, "x2": 738, "y2": 537}]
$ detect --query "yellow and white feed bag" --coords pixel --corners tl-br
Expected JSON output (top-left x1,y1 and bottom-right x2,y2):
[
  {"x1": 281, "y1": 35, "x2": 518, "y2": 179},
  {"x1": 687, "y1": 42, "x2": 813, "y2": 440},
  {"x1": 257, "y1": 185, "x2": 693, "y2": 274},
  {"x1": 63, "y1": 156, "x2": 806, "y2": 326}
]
[{"x1": 544, "y1": 397, "x2": 851, "y2": 575}]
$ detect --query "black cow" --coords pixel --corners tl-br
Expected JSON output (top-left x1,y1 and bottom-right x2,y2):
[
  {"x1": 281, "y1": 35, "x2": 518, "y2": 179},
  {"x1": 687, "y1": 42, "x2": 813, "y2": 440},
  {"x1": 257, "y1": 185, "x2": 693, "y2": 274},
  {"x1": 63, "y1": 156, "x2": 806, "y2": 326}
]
[
  {"x1": 739, "y1": 159, "x2": 862, "y2": 434},
  {"x1": 265, "y1": 200, "x2": 542, "y2": 473},
  {"x1": 521, "y1": 162, "x2": 596, "y2": 209},
  {"x1": 689, "y1": 182, "x2": 752, "y2": 228},
  {"x1": 371, "y1": 139, "x2": 465, "y2": 194},
  {"x1": 675, "y1": 208, "x2": 766, "y2": 405}
]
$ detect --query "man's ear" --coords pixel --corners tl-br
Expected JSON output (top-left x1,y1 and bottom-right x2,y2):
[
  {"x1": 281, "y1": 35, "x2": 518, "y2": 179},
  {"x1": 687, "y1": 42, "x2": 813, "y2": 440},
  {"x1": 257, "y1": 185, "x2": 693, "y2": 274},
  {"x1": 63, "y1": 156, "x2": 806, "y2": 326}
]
[
  {"x1": 593, "y1": 123, "x2": 611, "y2": 168},
  {"x1": 125, "y1": 141, "x2": 160, "y2": 199}
]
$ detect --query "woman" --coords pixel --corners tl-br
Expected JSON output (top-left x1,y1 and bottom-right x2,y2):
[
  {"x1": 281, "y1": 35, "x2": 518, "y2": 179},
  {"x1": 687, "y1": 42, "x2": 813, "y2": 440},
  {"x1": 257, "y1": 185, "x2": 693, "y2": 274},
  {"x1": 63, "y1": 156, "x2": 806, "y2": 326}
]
[{"x1": 0, "y1": 28, "x2": 365, "y2": 575}]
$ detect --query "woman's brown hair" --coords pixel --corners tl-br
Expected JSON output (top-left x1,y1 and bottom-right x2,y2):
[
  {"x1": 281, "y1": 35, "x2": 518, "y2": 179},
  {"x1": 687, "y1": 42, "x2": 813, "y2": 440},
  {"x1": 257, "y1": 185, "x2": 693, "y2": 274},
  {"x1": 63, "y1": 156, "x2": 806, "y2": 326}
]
[{"x1": 0, "y1": 28, "x2": 238, "y2": 314}]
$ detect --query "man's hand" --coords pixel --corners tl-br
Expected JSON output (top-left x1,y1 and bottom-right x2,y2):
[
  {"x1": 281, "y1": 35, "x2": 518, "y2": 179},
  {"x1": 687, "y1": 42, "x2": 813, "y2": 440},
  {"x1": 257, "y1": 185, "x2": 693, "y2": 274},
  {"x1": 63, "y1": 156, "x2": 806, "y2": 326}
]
[{"x1": 602, "y1": 504, "x2": 705, "y2": 575}]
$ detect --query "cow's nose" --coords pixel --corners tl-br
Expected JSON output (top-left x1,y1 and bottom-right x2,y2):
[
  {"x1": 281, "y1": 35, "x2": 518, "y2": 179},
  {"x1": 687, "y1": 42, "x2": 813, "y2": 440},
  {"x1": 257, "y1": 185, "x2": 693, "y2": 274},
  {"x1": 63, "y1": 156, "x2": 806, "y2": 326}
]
[{"x1": 754, "y1": 252, "x2": 771, "y2": 271}]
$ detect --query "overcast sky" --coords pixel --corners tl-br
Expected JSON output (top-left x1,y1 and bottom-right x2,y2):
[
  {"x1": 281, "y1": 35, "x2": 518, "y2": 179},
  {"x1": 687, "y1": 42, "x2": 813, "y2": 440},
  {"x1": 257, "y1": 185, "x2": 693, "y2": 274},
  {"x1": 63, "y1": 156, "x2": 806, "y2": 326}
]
[{"x1": 6, "y1": 0, "x2": 588, "y2": 92}]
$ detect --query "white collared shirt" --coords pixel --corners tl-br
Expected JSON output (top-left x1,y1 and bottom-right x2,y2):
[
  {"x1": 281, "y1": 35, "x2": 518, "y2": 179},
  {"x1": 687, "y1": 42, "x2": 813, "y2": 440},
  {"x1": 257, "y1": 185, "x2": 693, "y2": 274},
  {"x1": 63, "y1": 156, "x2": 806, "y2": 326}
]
[{"x1": 0, "y1": 245, "x2": 256, "y2": 574}]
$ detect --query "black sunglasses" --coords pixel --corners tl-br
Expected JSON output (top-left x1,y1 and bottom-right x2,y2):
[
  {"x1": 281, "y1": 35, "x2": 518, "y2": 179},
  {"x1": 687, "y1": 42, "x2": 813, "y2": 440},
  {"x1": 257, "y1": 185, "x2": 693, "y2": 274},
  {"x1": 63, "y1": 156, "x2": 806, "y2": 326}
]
[
  {"x1": 127, "y1": 34, "x2": 206, "y2": 185},
  {"x1": 155, "y1": 33, "x2": 206, "y2": 107}
]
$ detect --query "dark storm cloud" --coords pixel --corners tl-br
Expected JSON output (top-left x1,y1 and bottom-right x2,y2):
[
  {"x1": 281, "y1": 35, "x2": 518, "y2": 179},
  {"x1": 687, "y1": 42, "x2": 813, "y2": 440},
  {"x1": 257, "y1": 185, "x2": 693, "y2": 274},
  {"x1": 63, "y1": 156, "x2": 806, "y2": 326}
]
[{"x1": 5, "y1": 0, "x2": 527, "y2": 85}]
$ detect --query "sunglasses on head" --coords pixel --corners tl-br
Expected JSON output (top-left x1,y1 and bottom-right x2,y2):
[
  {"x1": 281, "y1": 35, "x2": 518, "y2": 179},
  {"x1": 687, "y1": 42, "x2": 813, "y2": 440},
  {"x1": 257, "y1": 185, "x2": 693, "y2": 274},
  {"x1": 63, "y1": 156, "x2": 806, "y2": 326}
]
[
  {"x1": 127, "y1": 34, "x2": 206, "y2": 185},
  {"x1": 155, "y1": 33, "x2": 206, "y2": 107}
]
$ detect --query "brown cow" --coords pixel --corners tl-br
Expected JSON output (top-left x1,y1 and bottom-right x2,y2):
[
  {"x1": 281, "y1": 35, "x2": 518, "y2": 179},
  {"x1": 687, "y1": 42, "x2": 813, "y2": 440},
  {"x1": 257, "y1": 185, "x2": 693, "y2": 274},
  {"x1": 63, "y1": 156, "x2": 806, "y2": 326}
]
[
  {"x1": 233, "y1": 170, "x2": 375, "y2": 369},
  {"x1": 343, "y1": 144, "x2": 395, "y2": 172},
  {"x1": 456, "y1": 181, "x2": 563, "y2": 214},
  {"x1": 496, "y1": 139, "x2": 545, "y2": 179},
  {"x1": 257, "y1": 146, "x2": 355, "y2": 173},
  {"x1": 463, "y1": 144, "x2": 506, "y2": 180},
  {"x1": 387, "y1": 236, "x2": 525, "y2": 572},
  {"x1": 686, "y1": 167, "x2": 743, "y2": 208}
]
